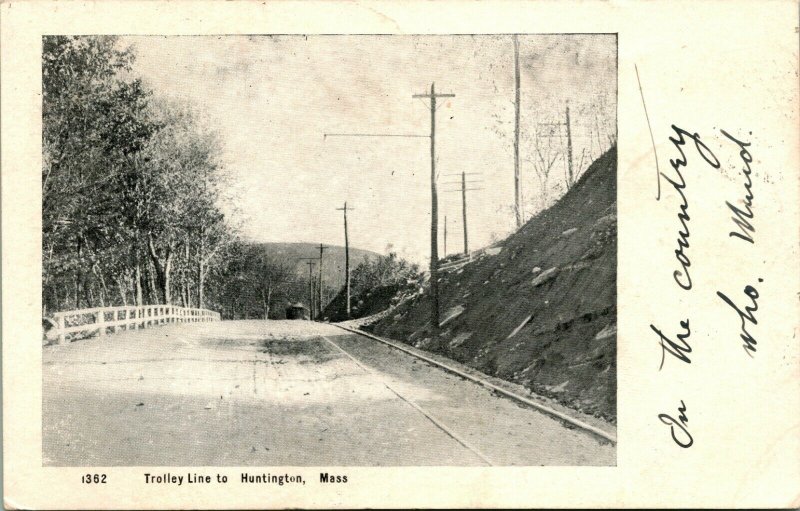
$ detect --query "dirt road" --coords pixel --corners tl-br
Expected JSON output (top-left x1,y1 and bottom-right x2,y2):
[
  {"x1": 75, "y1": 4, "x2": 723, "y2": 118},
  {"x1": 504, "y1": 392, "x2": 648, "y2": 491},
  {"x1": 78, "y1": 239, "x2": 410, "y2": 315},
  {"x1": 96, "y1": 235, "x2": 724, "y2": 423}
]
[{"x1": 43, "y1": 320, "x2": 614, "y2": 466}]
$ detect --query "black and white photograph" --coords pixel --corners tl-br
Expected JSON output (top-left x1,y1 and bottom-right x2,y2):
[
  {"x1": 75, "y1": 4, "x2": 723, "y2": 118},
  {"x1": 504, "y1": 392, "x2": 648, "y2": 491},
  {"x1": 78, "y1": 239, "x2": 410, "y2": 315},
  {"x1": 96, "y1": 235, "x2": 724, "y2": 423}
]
[
  {"x1": 40, "y1": 33, "x2": 618, "y2": 467},
  {"x1": 4, "y1": 0, "x2": 800, "y2": 508}
]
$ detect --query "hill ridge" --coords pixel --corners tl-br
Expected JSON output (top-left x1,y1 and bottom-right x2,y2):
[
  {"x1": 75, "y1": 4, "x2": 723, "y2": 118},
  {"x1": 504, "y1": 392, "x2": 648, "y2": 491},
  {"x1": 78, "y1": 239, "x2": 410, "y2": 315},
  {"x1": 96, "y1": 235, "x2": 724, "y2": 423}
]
[{"x1": 364, "y1": 147, "x2": 617, "y2": 420}]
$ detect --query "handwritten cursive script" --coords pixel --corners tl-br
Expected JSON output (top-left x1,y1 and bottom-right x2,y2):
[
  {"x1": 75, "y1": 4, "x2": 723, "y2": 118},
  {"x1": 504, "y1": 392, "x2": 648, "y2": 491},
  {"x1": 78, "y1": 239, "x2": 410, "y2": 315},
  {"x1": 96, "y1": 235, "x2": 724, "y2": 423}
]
[
  {"x1": 661, "y1": 125, "x2": 721, "y2": 291},
  {"x1": 717, "y1": 279, "x2": 762, "y2": 357},
  {"x1": 659, "y1": 400, "x2": 693, "y2": 448},
  {"x1": 721, "y1": 129, "x2": 755, "y2": 244},
  {"x1": 651, "y1": 320, "x2": 692, "y2": 370}
]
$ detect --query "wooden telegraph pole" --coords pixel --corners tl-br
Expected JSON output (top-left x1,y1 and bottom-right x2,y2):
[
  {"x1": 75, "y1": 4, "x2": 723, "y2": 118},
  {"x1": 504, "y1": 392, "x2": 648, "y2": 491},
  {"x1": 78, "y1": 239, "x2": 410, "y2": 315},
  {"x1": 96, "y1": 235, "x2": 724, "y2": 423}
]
[
  {"x1": 443, "y1": 172, "x2": 483, "y2": 257},
  {"x1": 513, "y1": 34, "x2": 522, "y2": 229},
  {"x1": 298, "y1": 258, "x2": 317, "y2": 319},
  {"x1": 317, "y1": 243, "x2": 328, "y2": 318},
  {"x1": 336, "y1": 202, "x2": 354, "y2": 318},
  {"x1": 413, "y1": 83, "x2": 455, "y2": 329},
  {"x1": 323, "y1": 83, "x2": 455, "y2": 328},
  {"x1": 461, "y1": 172, "x2": 468, "y2": 255},
  {"x1": 306, "y1": 261, "x2": 316, "y2": 319},
  {"x1": 443, "y1": 216, "x2": 447, "y2": 257},
  {"x1": 565, "y1": 101, "x2": 574, "y2": 187},
  {"x1": 538, "y1": 101, "x2": 576, "y2": 189}
]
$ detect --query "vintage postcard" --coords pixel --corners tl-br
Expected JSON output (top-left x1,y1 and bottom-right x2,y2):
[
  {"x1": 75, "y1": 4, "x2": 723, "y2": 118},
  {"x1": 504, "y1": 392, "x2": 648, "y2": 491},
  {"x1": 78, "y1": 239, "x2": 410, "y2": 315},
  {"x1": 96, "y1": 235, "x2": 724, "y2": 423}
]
[{"x1": 2, "y1": 0, "x2": 798, "y2": 509}]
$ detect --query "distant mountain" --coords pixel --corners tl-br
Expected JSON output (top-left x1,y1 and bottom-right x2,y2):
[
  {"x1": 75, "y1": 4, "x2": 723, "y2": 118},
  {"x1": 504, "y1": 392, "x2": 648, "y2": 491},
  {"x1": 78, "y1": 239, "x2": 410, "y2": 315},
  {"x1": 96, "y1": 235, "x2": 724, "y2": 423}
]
[{"x1": 250, "y1": 241, "x2": 381, "y2": 290}]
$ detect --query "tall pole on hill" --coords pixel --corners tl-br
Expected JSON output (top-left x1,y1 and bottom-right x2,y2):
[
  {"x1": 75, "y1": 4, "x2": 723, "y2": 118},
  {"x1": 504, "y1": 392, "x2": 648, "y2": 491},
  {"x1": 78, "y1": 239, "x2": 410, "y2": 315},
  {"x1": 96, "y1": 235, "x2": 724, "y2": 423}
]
[
  {"x1": 443, "y1": 216, "x2": 447, "y2": 257},
  {"x1": 566, "y1": 101, "x2": 574, "y2": 188},
  {"x1": 317, "y1": 243, "x2": 328, "y2": 319},
  {"x1": 305, "y1": 261, "x2": 316, "y2": 319},
  {"x1": 299, "y1": 258, "x2": 317, "y2": 319},
  {"x1": 461, "y1": 171, "x2": 469, "y2": 255},
  {"x1": 513, "y1": 34, "x2": 522, "y2": 229},
  {"x1": 443, "y1": 172, "x2": 483, "y2": 258},
  {"x1": 414, "y1": 82, "x2": 455, "y2": 329},
  {"x1": 336, "y1": 202, "x2": 355, "y2": 318},
  {"x1": 538, "y1": 101, "x2": 576, "y2": 190}
]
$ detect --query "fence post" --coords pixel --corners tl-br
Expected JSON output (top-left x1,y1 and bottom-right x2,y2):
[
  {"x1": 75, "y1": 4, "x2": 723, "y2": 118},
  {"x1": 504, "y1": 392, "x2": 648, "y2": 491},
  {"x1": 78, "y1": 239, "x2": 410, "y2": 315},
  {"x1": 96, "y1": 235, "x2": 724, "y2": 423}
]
[
  {"x1": 112, "y1": 310, "x2": 119, "y2": 334},
  {"x1": 96, "y1": 311, "x2": 105, "y2": 337}
]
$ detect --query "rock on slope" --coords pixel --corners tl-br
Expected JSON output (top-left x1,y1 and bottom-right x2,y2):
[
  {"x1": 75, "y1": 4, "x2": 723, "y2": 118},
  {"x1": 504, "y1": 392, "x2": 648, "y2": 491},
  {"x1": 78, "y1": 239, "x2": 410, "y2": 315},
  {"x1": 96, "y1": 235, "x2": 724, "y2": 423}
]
[{"x1": 365, "y1": 147, "x2": 617, "y2": 421}]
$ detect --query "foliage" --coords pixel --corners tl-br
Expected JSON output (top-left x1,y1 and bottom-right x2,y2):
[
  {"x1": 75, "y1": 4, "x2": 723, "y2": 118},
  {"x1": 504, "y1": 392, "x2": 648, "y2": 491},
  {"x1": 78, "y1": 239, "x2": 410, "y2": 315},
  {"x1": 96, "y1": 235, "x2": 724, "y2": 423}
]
[
  {"x1": 42, "y1": 36, "x2": 233, "y2": 314},
  {"x1": 350, "y1": 252, "x2": 421, "y2": 297},
  {"x1": 208, "y1": 242, "x2": 329, "y2": 320}
]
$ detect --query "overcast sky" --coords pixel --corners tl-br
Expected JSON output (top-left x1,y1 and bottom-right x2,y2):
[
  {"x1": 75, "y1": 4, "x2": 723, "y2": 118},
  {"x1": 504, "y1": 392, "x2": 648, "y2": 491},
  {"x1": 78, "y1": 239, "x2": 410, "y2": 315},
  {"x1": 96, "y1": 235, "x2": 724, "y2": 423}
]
[{"x1": 123, "y1": 34, "x2": 616, "y2": 264}]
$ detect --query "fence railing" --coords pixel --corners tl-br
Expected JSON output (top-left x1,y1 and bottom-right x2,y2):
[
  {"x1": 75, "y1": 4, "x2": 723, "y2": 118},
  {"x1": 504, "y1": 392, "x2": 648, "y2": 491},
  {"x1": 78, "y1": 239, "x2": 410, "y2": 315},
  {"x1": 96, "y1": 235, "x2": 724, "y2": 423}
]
[
  {"x1": 439, "y1": 254, "x2": 473, "y2": 272},
  {"x1": 438, "y1": 245, "x2": 503, "y2": 273},
  {"x1": 48, "y1": 305, "x2": 221, "y2": 345}
]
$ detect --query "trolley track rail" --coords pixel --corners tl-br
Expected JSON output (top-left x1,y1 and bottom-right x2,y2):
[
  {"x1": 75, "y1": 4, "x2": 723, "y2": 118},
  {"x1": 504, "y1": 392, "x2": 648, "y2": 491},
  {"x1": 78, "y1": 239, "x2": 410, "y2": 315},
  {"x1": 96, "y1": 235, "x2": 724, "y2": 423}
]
[{"x1": 332, "y1": 323, "x2": 617, "y2": 445}]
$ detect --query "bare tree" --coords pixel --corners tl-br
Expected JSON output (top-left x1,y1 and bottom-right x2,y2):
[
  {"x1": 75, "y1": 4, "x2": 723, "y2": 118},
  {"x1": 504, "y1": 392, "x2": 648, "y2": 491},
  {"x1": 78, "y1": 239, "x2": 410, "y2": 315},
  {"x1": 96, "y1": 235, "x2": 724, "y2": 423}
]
[
  {"x1": 254, "y1": 252, "x2": 294, "y2": 319},
  {"x1": 524, "y1": 132, "x2": 562, "y2": 215}
]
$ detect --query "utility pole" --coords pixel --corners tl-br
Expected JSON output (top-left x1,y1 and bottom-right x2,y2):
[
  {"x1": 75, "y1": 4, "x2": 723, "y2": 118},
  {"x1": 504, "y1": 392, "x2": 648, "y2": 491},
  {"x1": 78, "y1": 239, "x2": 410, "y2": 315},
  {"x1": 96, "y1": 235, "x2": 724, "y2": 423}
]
[
  {"x1": 513, "y1": 34, "x2": 522, "y2": 228},
  {"x1": 317, "y1": 243, "x2": 328, "y2": 318},
  {"x1": 443, "y1": 172, "x2": 483, "y2": 258},
  {"x1": 298, "y1": 258, "x2": 317, "y2": 319},
  {"x1": 538, "y1": 101, "x2": 576, "y2": 189},
  {"x1": 443, "y1": 215, "x2": 447, "y2": 257},
  {"x1": 306, "y1": 261, "x2": 316, "y2": 319},
  {"x1": 336, "y1": 202, "x2": 354, "y2": 318},
  {"x1": 461, "y1": 171, "x2": 468, "y2": 255},
  {"x1": 413, "y1": 82, "x2": 455, "y2": 329},
  {"x1": 565, "y1": 101, "x2": 574, "y2": 187}
]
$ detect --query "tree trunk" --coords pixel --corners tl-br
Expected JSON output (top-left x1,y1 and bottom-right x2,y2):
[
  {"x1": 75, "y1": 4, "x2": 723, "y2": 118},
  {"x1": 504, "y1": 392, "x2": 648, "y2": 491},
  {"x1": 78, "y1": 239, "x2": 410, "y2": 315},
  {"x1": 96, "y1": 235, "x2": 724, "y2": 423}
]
[
  {"x1": 198, "y1": 259, "x2": 205, "y2": 309},
  {"x1": 75, "y1": 237, "x2": 83, "y2": 309},
  {"x1": 146, "y1": 260, "x2": 157, "y2": 304},
  {"x1": 147, "y1": 236, "x2": 173, "y2": 304},
  {"x1": 266, "y1": 283, "x2": 272, "y2": 320},
  {"x1": 73, "y1": 277, "x2": 80, "y2": 310},
  {"x1": 183, "y1": 244, "x2": 191, "y2": 308},
  {"x1": 117, "y1": 277, "x2": 128, "y2": 306},
  {"x1": 135, "y1": 262, "x2": 143, "y2": 306},
  {"x1": 162, "y1": 256, "x2": 173, "y2": 304},
  {"x1": 94, "y1": 265, "x2": 108, "y2": 307},
  {"x1": 87, "y1": 283, "x2": 94, "y2": 309},
  {"x1": 82, "y1": 273, "x2": 92, "y2": 308}
]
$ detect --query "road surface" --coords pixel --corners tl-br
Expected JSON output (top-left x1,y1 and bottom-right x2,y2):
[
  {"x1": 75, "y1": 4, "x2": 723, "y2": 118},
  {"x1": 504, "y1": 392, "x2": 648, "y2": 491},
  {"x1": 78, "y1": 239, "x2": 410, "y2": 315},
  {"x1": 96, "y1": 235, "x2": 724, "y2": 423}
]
[{"x1": 43, "y1": 320, "x2": 614, "y2": 466}]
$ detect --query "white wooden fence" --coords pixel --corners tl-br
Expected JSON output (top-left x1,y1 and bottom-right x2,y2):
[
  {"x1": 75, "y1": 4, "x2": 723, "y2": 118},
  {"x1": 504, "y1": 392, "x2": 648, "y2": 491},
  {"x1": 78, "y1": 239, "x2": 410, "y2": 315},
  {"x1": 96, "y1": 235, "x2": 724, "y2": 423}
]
[{"x1": 48, "y1": 305, "x2": 221, "y2": 345}]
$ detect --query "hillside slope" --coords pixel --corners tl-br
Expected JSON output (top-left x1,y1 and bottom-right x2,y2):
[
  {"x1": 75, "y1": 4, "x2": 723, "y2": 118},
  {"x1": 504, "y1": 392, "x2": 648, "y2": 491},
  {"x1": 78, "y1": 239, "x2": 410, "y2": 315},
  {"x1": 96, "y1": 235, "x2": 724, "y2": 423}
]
[
  {"x1": 365, "y1": 147, "x2": 617, "y2": 420},
  {"x1": 324, "y1": 282, "x2": 414, "y2": 322}
]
